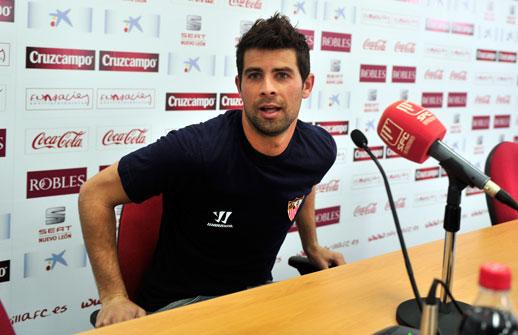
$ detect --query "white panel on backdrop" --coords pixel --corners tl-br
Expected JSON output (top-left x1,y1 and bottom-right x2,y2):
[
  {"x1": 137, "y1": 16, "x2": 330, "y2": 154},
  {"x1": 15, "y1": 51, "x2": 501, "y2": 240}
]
[
  {"x1": 27, "y1": 2, "x2": 93, "y2": 33},
  {"x1": 104, "y1": 9, "x2": 160, "y2": 38}
]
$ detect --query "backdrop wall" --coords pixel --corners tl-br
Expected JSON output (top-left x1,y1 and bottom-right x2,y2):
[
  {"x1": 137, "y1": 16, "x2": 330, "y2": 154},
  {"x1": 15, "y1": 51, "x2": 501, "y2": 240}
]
[{"x1": 0, "y1": 0, "x2": 517, "y2": 334}]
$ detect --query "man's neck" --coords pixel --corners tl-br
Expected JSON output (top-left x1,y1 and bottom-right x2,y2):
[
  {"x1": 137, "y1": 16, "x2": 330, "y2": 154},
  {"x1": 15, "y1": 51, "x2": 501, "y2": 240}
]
[{"x1": 241, "y1": 114, "x2": 297, "y2": 157}]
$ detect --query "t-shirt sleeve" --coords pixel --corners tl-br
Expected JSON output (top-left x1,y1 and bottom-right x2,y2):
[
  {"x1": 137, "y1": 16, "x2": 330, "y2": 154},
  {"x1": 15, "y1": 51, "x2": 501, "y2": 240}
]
[{"x1": 118, "y1": 125, "x2": 203, "y2": 203}]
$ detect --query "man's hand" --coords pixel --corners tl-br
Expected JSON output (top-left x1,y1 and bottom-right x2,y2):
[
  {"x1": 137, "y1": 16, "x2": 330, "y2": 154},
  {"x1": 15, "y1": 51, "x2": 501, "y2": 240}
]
[
  {"x1": 95, "y1": 295, "x2": 146, "y2": 328},
  {"x1": 305, "y1": 245, "x2": 346, "y2": 270}
]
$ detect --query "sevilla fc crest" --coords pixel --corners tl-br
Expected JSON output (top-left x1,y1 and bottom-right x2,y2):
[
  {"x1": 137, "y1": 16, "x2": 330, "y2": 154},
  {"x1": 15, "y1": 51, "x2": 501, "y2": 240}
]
[{"x1": 287, "y1": 195, "x2": 304, "y2": 221}]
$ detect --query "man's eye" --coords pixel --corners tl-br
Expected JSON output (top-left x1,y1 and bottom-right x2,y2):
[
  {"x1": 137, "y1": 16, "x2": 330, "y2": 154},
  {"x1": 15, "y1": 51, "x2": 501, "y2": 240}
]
[
  {"x1": 248, "y1": 73, "x2": 261, "y2": 79},
  {"x1": 277, "y1": 72, "x2": 289, "y2": 79}
]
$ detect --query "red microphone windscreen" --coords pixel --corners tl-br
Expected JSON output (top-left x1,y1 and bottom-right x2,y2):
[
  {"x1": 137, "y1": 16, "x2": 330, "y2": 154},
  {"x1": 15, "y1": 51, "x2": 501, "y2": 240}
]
[{"x1": 377, "y1": 101, "x2": 447, "y2": 163}]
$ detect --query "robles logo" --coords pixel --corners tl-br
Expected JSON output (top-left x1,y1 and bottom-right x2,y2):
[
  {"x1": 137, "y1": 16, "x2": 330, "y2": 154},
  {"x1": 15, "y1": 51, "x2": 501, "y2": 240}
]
[
  {"x1": 166, "y1": 92, "x2": 217, "y2": 111},
  {"x1": 447, "y1": 92, "x2": 467, "y2": 107},
  {"x1": 421, "y1": 92, "x2": 443, "y2": 108},
  {"x1": 99, "y1": 51, "x2": 159, "y2": 72},
  {"x1": 297, "y1": 29, "x2": 314, "y2": 50},
  {"x1": 494, "y1": 115, "x2": 511, "y2": 129},
  {"x1": 321, "y1": 31, "x2": 352, "y2": 52},
  {"x1": 472, "y1": 116, "x2": 490, "y2": 130},
  {"x1": 26, "y1": 47, "x2": 95, "y2": 70},
  {"x1": 27, "y1": 168, "x2": 86, "y2": 199},
  {"x1": 28, "y1": 129, "x2": 86, "y2": 153},
  {"x1": 391, "y1": 66, "x2": 416, "y2": 83},
  {"x1": 359, "y1": 64, "x2": 387, "y2": 83},
  {"x1": 0, "y1": 0, "x2": 14, "y2": 22},
  {"x1": 0, "y1": 128, "x2": 5, "y2": 157}
]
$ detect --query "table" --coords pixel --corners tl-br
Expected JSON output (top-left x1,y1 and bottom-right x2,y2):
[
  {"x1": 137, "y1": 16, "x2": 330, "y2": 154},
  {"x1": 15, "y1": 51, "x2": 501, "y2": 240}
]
[{"x1": 79, "y1": 220, "x2": 518, "y2": 334}]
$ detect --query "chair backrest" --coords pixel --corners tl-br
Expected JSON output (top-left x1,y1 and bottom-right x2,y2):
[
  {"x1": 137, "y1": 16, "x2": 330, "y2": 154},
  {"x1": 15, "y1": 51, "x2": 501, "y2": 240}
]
[
  {"x1": 117, "y1": 194, "x2": 163, "y2": 301},
  {"x1": 0, "y1": 300, "x2": 15, "y2": 335},
  {"x1": 485, "y1": 141, "x2": 518, "y2": 225}
]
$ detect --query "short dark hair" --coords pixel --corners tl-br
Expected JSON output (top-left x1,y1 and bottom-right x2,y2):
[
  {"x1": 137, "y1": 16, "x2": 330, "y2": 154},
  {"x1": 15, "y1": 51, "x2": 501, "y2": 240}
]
[{"x1": 236, "y1": 13, "x2": 310, "y2": 81}]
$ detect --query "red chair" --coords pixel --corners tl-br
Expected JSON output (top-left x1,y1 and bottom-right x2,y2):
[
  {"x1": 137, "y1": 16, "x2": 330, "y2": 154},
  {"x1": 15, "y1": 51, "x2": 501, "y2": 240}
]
[
  {"x1": 485, "y1": 141, "x2": 518, "y2": 225},
  {"x1": 0, "y1": 300, "x2": 15, "y2": 335},
  {"x1": 90, "y1": 194, "x2": 162, "y2": 326}
]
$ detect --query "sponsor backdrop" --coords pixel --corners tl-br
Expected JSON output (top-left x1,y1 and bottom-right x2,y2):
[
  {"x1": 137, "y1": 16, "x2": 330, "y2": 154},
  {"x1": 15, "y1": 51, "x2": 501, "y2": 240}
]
[{"x1": 0, "y1": 0, "x2": 517, "y2": 333}]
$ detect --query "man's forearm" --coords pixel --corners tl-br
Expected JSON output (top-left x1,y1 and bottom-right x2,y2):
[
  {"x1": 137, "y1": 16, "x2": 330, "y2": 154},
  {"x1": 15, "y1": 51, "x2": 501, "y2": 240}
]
[
  {"x1": 296, "y1": 187, "x2": 319, "y2": 253},
  {"x1": 78, "y1": 167, "x2": 130, "y2": 303}
]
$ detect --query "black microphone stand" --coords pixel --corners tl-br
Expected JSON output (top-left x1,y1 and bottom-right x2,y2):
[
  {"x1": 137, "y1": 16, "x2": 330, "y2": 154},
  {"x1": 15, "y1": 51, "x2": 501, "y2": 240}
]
[{"x1": 396, "y1": 163, "x2": 470, "y2": 333}]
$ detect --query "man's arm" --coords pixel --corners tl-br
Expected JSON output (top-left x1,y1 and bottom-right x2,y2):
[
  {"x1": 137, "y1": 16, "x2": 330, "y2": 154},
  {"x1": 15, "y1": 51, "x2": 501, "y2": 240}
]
[
  {"x1": 295, "y1": 186, "x2": 346, "y2": 269},
  {"x1": 78, "y1": 162, "x2": 146, "y2": 327}
]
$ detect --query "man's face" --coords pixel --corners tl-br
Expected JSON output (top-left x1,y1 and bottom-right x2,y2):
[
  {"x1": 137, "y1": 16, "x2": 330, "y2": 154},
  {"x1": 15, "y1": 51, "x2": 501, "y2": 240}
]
[{"x1": 236, "y1": 48, "x2": 313, "y2": 137}]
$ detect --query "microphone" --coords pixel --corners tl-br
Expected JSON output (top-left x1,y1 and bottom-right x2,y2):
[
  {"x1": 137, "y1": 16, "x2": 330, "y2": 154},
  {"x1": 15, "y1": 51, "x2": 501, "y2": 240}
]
[
  {"x1": 351, "y1": 129, "x2": 423, "y2": 311},
  {"x1": 378, "y1": 100, "x2": 518, "y2": 211}
]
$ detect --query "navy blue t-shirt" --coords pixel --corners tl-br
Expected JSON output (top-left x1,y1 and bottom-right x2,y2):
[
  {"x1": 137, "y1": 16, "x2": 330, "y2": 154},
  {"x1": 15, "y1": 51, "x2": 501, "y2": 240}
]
[{"x1": 118, "y1": 109, "x2": 336, "y2": 311}]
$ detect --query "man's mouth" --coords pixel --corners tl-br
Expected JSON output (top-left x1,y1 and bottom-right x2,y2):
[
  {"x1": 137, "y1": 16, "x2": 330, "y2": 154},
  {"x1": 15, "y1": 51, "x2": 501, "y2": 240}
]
[{"x1": 259, "y1": 105, "x2": 282, "y2": 113}]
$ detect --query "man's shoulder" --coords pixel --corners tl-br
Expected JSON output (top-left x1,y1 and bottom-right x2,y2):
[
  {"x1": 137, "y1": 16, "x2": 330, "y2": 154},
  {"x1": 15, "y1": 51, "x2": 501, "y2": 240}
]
[
  {"x1": 173, "y1": 110, "x2": 240, "y2": 141},
  {"x1": 295, "y1": 120, "x2": 337, "y2": 162}
]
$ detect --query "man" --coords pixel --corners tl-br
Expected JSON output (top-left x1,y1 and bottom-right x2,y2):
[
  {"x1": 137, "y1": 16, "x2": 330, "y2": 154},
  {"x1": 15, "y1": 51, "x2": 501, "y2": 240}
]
[{"x1": 79, "y1": 13, "x2": 345, "y2": 328}]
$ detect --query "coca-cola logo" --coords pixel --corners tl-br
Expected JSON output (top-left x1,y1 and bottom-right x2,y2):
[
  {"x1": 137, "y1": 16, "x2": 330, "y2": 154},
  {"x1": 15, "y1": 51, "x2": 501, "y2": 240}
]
[
  {"x1": 494, "y1": 115, "x2": 511, "y2": 129},
  {"x1": 447, "y1": 92, "x2": 467, "y2": 107},
  {"x1": 97, "y1": 89, "x2": 155, "y2": 109},
  {"x1": 315, "y1": 121, "x2": 348, "y2": 136},
  {"x1": 27, "y1": 168, "x2": 87, "y2": 199},
  {"x1": 0, "y1": 128, "x2": 5, "y2": 157},
  {"x1": 26, "y1": 47, "x2": 95, "y2": 70},
  {"x1": 228, "y1": 0, "x2": 262, "y2": 9},
  {"x1": 297, "y1": 29, "x2": 314, "y2": 50},
  {"x1": 316, "y1": 179, "x2": 340, "y2": 193},
  {"x1": 449, "y1": 70, "x2": 467, "y2": 81},
  {"x1": 354, "y1": 146, "x2": 384, "y2": 161},
  {"x1": 415, "y1": 166, "x2": 440, "y2": 181},
  {"x1": 30, "y1": 130, "x2": 86, "y2": 152},
  {"x1": 353, "y1": 202, "x2": 377, "y2": 217},
  {"x1": 0, "y1": 0, "x2": 14, "y2": 22},
  {"x1": 495, "y1": 95, "x2": 511, "y2": 104},
  {"x1": 321, "y1": 31, "x2": 352, "y2": 52},
  {"x1": 26, "y1": 88, "x2": 93, "y2": 110},
  {"x1": 391, "y1": 65, "x2": 416, "y2": 83},
  {"x1": 424, "y1": 69, "x2": 444, "y2": 80},
  {"x1": 394, "y1": 41, "x2": 416, "y2": 54},
  {"x1": 219, "y1": 93, "x2": 242, "y2": 110},
  {"x1": 99, "y1": 51, "x2": 159, "y2": 72},
  {"x1": 474, "y1": 95, "x2": 491, "y2": 105},
  {"x1": 385, "y1": 197, "x2": 406, "y2": 211},
  {"x1": 166, "y1": 92, "x2": 217, "y2": 111},
  {"x1": 362, "y1": 38, "x2": 386, "y2": 51},
  {"x1": 101, "y1": 128, "x2": 148, "y2": 146},
  {"x1": 421, "y1": 92, "x2": 443, "y2": 108},
  {"x1": 359, "y1": 64, "x2": 387, "y2": 83},
  {"x1": 472, "y1": 116, "x2": 490, "y2": 130}
]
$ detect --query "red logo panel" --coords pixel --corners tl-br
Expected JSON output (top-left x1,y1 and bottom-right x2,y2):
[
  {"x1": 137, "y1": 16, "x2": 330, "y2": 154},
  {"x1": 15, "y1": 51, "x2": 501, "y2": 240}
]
[
  {"x1": 392, "y1": 66, "x2": 416, "y2": 83},
  {"x1": 359, "y1": 64, "x2": 387, "y2": 83},
  {"x1": 27, "y1": 168, "x2": 87, "y2": 199},
  {"x1": 219, "y1": 93, "x2": 242, "y2": 110},
  {"x1": 0, "y1": 128, "x2": 5, "y2": 157},
  {"x1": 321, "y1": 32, "x2": 352, "y2": 52},
  {"x1": 99, "y1": 51, "x2": 159, "y2": 72},
  {"x1": 421, "y1": 92, "x2": 443, "y2": 108},
  {"x1": 447, "y1": 92, "x2": 467, "y2": 107},
  {"x1": 26, "y1": 47, "x2": 95, "y2": 70},
  {"x1": 472, "y1": 116, "x2": 491, "y2": 130},
  {"x1": 166, "y1": 93, "x2": 217, "y2": 111},
  {"x1": 0, "y1": 0, "x2": 14, "y2": 22}
]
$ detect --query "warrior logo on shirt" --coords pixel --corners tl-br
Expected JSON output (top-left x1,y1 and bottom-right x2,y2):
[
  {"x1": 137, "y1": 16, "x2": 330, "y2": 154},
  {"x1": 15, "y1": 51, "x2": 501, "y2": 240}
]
[{"x1": 287, "y1": 196, "x2": 304, "y2": 221}]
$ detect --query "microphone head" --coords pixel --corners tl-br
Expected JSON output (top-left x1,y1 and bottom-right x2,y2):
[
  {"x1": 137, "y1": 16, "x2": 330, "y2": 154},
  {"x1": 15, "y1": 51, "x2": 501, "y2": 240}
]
[
  {"x1": 351, "y1": 129, "x2": 368, "y2": 148},
  {"x1": 377, "y1": 100, "x2": 446, "y2": 163}
]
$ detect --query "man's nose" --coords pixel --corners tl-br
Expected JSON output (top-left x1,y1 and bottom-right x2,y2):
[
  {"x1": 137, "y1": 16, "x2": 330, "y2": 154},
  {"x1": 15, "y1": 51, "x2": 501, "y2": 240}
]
[{"x1": 260, "y1": 76, "x2": 277, "y2": 96}]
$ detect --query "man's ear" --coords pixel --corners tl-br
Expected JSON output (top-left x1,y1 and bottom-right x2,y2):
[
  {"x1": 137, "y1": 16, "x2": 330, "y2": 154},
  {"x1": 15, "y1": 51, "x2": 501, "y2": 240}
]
[
  {"x1": 302, "y1": 73, "x2": 315, "y2": 99},
  {"x1": 235, "y1": 75, "x2": 242, "y2": 94}
]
